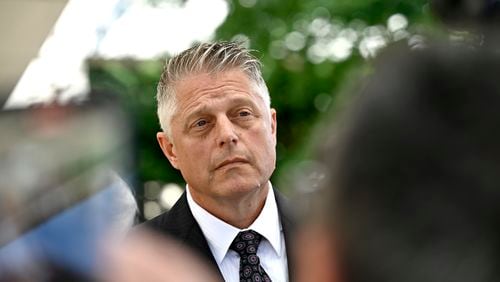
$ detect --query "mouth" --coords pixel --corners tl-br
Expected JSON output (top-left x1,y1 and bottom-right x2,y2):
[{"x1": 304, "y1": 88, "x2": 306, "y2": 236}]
[{"x1": 215, "y1": 157, "x2": 249, "y2": 170}]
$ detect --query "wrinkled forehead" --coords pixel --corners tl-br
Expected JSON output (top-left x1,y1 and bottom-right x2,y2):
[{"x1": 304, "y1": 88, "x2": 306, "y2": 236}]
[
  {"x1": 173, "y1": 70, "x2": 266, "y2": 106},
  {"x1": 174, "y1": 67, "x2": 255, "y2": 87}
]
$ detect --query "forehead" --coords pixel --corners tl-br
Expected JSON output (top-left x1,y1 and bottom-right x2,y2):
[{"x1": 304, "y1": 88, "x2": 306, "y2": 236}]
[{"x1": 173, "y1": 69, "x2": 264, "y2": 111}]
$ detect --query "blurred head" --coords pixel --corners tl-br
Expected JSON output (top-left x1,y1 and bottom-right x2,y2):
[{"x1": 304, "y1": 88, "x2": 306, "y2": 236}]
[
  {"x1": 431, "y1": 0, "x2": 500, "y2": 28},
  {"x1": 298, "y1": 44, "x2": 500, "y2": 282},
  {"x1": 156, "y1": 41, "x2": 270, "y2": 138}
]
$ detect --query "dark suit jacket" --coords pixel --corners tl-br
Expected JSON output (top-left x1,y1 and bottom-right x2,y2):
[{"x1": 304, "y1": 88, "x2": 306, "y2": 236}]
[{"x1": 142, "y1": 188, "x2": 296, "y2": 281}]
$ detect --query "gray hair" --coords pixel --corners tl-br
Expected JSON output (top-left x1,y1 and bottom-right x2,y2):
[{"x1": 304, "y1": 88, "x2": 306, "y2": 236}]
[{"x1": 156, "y1": 41, "x2": 270, "y2": 138}]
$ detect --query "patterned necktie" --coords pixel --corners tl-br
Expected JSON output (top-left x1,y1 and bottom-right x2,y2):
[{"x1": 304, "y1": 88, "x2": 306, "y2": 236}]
[{"x1": 230, "y1": 230, "x2": 272, "y2": 282}]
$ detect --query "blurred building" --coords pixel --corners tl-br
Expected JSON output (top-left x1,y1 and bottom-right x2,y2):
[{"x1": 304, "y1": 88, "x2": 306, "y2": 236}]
[{"x1": 0, "y1": 0, "x2": 68, "y2": 105}]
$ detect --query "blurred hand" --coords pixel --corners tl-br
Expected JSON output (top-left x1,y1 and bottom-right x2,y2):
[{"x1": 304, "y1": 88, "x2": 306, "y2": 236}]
[
  {"x1": 294, "y1": 223, "x2": 342, "y2": 282},
  {"x1": 99, "y1": 230, "x2": 220, "y2": 282}
]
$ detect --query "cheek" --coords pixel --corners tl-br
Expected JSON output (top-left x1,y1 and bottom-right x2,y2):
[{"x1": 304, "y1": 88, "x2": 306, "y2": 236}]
[
  {"x1": 176, "y1": 143, "x2": 206, "y2": 169},
  {"x1": 258, "y1": 128, "x2": 277, "y2": 153},
  {"x1": 248, "y1": 132, "x2": 276, "y2": 169}
]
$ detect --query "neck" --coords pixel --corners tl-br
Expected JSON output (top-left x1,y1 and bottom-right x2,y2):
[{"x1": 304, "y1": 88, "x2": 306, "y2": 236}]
[{"x1": 191, "y1": 183, "x2": 270, "y2": 229}]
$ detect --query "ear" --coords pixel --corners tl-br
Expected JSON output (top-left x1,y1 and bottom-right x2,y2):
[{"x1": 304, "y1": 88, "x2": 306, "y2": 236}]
[
  {"x1": 270, "y1": 108, "x2": 277, "y2": 141},
  {"x1": 157, "y1": 132, "x2": 180, "y2": 170}
]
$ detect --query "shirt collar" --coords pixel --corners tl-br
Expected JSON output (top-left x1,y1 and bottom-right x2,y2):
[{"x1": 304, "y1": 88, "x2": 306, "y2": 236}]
[{"x1": 186, "y1": 182, "x2": 282, "y2": 264}]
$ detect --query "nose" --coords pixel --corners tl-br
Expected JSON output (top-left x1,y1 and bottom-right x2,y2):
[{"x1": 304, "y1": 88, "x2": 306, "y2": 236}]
[{"x1": 215, "y1": 116, "x2": 238, "y2": 147}]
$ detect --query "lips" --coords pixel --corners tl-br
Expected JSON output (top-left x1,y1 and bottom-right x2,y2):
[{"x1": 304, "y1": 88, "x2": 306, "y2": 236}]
[{"x1": 215, "y1": 157, "x2": 249, "y2": 169}]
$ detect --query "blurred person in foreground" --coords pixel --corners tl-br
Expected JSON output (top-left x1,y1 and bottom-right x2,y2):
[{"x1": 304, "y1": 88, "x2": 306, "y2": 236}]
[
  {"x1": 100, "y1": 229, "x2": 219, "y2": 282},
  {"x1": 294, "y1": 43, "x2": 500, "y2": 282},
  {"x1": 141, "y1": 42, "x2": 295, "y2": 281}
]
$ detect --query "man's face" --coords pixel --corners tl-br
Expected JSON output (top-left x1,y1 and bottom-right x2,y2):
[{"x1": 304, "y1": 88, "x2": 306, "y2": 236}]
[{"x1": 157, "y1": 69, "x2": 277, "y2": 204}]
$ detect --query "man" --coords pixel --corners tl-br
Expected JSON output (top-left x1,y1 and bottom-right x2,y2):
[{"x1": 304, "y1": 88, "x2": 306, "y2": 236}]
[
  {"x1": 294, "y1": 44, "x2": 500, "y2": 282},
  {"x1": 143, "y1": 42, "x2": 294, "y2": 282}
]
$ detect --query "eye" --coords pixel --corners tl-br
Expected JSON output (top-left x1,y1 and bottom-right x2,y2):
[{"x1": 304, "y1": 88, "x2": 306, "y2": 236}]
[
  {"x1": 238, "y1": 110, "x2": 251, "y2": 117},
  {"x1": 194, "y1": 119, "x2": 208, "y2": 127}
]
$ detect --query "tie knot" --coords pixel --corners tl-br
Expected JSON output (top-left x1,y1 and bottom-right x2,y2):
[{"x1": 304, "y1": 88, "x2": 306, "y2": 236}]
[{"x1": 230, "y1": 230, "x2": 262, "y2": 256}]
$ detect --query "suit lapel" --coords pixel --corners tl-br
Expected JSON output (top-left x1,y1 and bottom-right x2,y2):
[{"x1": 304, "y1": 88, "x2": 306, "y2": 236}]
[
  {"x1": 144, "y1": 192, "x2": 224, "y2": 280},
  {"x1": 275, "y1": 189, "x2": 297, "y2": 282}
]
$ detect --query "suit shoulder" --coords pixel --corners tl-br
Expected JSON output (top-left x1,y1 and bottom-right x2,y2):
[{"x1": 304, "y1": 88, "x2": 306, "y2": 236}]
[
  {"x1": 141, "y1": 210, "x2": 171, "y2": 230},
  {"x1": 137, "y1": 192, "x2": 194, "y2": 237},
  {"x1": 273, "y1": 188, "x2": 297, "y2": 228}
]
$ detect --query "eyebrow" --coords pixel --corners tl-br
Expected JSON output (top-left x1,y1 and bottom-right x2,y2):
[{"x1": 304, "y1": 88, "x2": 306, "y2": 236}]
[
  {"x1": 184, "y1": 96, "x2": 260, "y2": 122},
  {"x1": 184, "y1": 106, "x2": 210, "y2": 125}
]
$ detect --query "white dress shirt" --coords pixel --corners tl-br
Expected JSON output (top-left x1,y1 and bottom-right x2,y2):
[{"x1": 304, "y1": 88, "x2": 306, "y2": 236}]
[{"x1": 186, "y1": 182, "x2": 288, "y2": 282}]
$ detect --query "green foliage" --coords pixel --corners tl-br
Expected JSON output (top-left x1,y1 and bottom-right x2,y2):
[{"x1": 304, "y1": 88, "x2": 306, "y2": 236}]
[
  {"x1": 88, "y1": 59, "x2": 185, "y2": 203},
  {"x1": 88, "y1": 0, "x2": 439, "y2": 197},
  {"x1": 216, "y1": 0, "x2": 436, "y2": 192}
]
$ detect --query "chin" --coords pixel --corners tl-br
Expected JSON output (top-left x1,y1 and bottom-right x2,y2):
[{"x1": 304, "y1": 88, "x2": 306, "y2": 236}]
[{"x1": 218, "y1": 178, "x2": 266, "y2": 196}]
